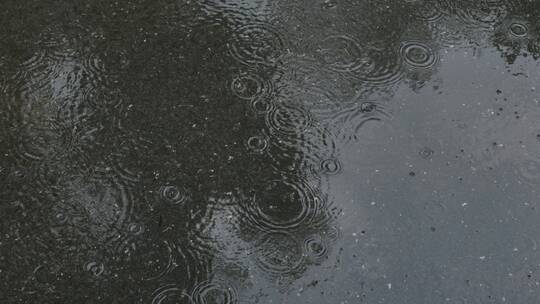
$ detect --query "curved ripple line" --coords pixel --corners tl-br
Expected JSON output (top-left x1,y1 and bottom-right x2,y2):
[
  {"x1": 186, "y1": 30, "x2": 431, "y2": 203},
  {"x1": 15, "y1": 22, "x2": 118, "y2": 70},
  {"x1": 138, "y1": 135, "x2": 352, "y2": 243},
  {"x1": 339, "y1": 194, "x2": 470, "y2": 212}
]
[
  {"x1": 152, "y1": 285, "x2": 191, "y2": 304},
  {"x1": 265, "y1": 99, "x2": 313, "y2": 137},
  {"x1": 230, "y1": 72, "x2": 272, "y2": 100},
  {"x1": 315, "y1": 35, "x2": 369, "y2": 73},
  {"x1": 400, "y1": 41, "x2": 439, "y2": 69},
  {"x1": 240, "y1": 179, "x2": 324, "y2": 231},
  {"x1": 159, "y1": 185, "x2": 190, "y2": 206},
  {"x1": 303, "y1": 234, "x2": 329, "y2": 265},
  {"x1": 447, "y1": 0, "x2": 507, "y2": 29},
  {"x1": 191, "y1": 280, "x2": 238, "y2": 304},
  {"x1": 405, "y1": 0, "x2": 446, "y2": 22},
  {"x1": 228, "y1": 23, "x2": 288, "y2": 66},
  {"x1": 255, "y1": 231, "x2": 305, "y2": 275}
]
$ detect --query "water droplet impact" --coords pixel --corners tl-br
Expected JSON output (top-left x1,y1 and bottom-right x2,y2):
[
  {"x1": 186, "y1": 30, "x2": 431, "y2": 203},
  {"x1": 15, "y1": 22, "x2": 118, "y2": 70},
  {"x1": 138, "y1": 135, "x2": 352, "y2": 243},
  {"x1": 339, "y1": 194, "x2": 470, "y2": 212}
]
[
  {"x1": 246, "y1": 136, "x2": 268, "y2": 153},
  {"x1": 151, "y1": 285, "x2": 190, "y2": 304},
  {"x1": 242, "y1": 180, "x2": 321, "y2": 230},
  {"x1": 159, "y1": 185, "x2": 189, "y2": 205},
  {"x1": 303, "y1": 235, "x2": 329, "y2": 264},
  {"x1": 320, "y1": 158, "x2": 342, "y2": 175},
  {"x1": 450, "y1": 2, "x2": 506, "y2": 29},
  {"x1": 360, "y1": 101, "x2": 377, "y2": 113},
  {"x1": 255, "y1": 232, "x2": 304, "y2": 274},
  {"x1": 266, "y1": 102, "x2": 312, "y2": 137},
  {"x1": 85, "y1": 261, "x2": 104, "y2": 277},
  {"x1": 191, "y1": 280, "x2": 238, "y2": 304},
  {"x1": 401, "y1": 42, "x2": 437, "y2": 68},
  {"x1": 419, "y1": 147, "x2": 434, "y2": 159},
  {"x1": 231, "y1": 73, "x2": 265, "y2": 100},
  {"x1": 128, "y1": 222, "x2": 145, "y2": 235},
  {"x1": 55, "y1": 212, "x2": 68, "y2": 224},
  {"x1": 229, "y1": 23, "x2": 287, "y2": 66},
  {"x1": 115, "y1": 240, "x2": 176, "y2": 281},
  {"x1": 407, "y1": 0, "x2": 445, "y2": 22},
  {"x1": 251, "y1": 95, "x2": 274, "y2": 115},
  {"x1": 316, "y1": 35, "x2": 366, "y2": 72},
  {"x1": 509, "y1": 22, "x2": 528, "y2": 37},
  {"x1": 33, "y1": 265, "x2": 55, "y2": 284}
]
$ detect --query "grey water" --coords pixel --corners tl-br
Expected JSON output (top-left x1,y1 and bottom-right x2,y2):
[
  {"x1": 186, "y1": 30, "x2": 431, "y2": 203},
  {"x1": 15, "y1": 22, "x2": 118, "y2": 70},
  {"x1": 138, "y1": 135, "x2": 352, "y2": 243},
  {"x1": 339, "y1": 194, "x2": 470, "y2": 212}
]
[{"x1": 1, "y1": 0, "x2": 540, "y2": 303}]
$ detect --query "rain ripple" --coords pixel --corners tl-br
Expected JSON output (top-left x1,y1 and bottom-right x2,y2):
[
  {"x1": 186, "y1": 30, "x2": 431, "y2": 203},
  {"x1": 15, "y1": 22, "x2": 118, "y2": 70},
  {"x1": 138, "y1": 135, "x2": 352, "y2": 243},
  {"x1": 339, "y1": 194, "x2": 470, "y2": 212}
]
[
  {"x1": 151, "y1": 285, "x2": 190, "y2": 304},
  {"x1": 191, "y1": 280, "x2": 238, "y2": 304},
  {"x1": 240, "y1": 179, "x2": 325, "y2": 231},
  {"x1": 254, "y1": 231, "x2": 305, "y2": 275},
  {"x1": 228, "y1": 22, "x2": 289, "y2": 66}
]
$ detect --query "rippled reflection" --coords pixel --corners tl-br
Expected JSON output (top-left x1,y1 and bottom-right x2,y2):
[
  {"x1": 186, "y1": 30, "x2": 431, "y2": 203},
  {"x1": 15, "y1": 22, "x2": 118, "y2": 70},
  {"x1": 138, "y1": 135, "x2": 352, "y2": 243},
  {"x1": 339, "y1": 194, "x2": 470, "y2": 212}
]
[{"x1": 2, "y1": 0, "x2": 540, "y2": 303}]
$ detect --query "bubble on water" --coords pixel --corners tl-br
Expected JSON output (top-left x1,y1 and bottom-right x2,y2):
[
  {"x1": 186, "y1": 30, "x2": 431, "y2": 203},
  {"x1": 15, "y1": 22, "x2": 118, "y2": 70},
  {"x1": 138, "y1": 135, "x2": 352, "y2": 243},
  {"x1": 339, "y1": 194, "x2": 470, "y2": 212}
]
[
  {"x1": 303, "y1": 234, "x2": 329, "y2": 264},
  {"x1": 85, "y1": 261, "x2": 104, "y2": 277},
  {"x1": 240, "y1": 179, "x2": 324, "y2": 231},
  {"x1": 191, "y1": 280, "x2": 238, "y2": 304},
  {"x1": 401, "y1": 41, "x2": 438, "y2": 69},
  {"x1": 255, "y1": 231, "x2": 304, "y2": 274},
  {"x1": 228, "y1": 23, "x2": 288, "y2": 66},
  {"x1": 246, "y1": 135, "x2": 268, "y2": 153},
  {"x1": 159, "y1": 185, "x2": 190, "y2": 205},
  {"x1": 151, "y1": 285, "x2": 190, "y2": 304}
]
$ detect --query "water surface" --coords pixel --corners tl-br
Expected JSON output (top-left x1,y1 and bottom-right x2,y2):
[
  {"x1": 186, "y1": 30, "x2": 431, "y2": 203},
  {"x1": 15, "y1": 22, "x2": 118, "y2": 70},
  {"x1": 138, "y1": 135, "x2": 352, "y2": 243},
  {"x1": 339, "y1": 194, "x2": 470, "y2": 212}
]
[{"x1": 1, "y1": 0, "x2": 540, "y2": 303}]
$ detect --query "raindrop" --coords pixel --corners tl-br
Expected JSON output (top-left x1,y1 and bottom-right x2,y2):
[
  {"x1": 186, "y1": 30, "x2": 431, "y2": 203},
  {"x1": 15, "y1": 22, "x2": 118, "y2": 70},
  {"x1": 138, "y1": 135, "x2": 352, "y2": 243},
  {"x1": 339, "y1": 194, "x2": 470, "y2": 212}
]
[
  {"x1": 509, "y1": 22, "x2": 528, "y2": 37},
  {"x1": 251, "y1": 95, "x2": 275, "y2": 114},
  {"x1": 360, "y1": 101, "x2": 377, "y2": 113},
  {"x1": 246, "y1": 135, "x2": 268, "y2": 153},
  {"x1": 191, "y1": 280, "x2": 238, "y2": 304},
  {"x1": 151, "y1": 285, "x2": 190, "y2": 304},
  {"x1": 230, "y1": 73, "x2": 265, "y2": 100},
  {"x1": 33, "y1": 265, "x2": 55, "y2": 284},
  {"x1": 128, "y1": 222, "x2": 145, "y2": 235},
  {"x1": 401, "y1": 41, "x2": 438, "y2": 69},
  {"x1": 407, "y1": 0, "x2": 445, "y2": 22},
  {"x1": 229, "y1": 23, "x2": 287, "y2": 66},
  {"x1": 85, "y1": 261, "x2": 104, "y2": 277},
  {"x1": 419, "y1": 147, "x2": 434, "y2": 159},
  {"x1": 255, "y1": 232, "x2": 304, "y2": 274},
  {"x1": 159, "y1": 185, "x2": 189, "y2": 205},
  {"x1": 266, "y1": 102, "x2": 312, "y2": 137},
  {"x1": 241, "y1": 179, "x2": 322, "y2": 231},
  {"x1": 320, "y1": 158, "x2": 342, "y2": 175},
  {"x1": 55, "y1": 212, "x2": 68, "y2": 224},
  {"x1": 303, "y1": 234, "x2": 329, "y2": 264},
  {"x1": 316, "y1": 35, "x2": 366, "y2": 72}
]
